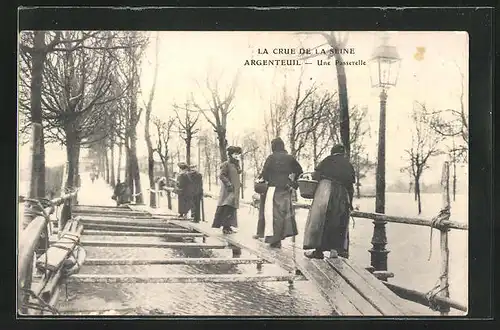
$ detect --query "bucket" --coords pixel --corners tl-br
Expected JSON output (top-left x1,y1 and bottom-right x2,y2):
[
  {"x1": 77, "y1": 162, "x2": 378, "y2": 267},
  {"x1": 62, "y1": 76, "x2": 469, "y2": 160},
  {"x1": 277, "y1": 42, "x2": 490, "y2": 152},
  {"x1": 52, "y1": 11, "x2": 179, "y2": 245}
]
[{"x1": 297, "y1": 172, "x2": 318, "y2": 199}]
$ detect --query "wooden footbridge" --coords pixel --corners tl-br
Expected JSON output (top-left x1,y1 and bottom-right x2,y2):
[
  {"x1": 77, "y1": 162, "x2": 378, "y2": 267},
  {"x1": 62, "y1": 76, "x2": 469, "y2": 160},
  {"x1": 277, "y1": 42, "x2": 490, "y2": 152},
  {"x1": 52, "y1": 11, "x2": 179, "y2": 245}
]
[{"x1": 18, "y1": 163, "x2": 467, "y2": 316}]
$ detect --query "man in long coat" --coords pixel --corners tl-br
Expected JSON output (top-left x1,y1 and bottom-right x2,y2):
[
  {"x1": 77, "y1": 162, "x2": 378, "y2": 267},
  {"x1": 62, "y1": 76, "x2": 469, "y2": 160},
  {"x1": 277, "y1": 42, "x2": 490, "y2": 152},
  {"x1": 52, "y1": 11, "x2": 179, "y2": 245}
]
[
  {"x1": 212, "y1": 146, "x2": 242, "y2": 234},
  {"x1": 176, "y1": 162, "x2": 193, "y2": 218},
  {"x1": 188, "y1": 165, "x2": 203, "y2": 223},
  {"x1": 303, "y1": 144, "x2": 355, "y2": 259}
]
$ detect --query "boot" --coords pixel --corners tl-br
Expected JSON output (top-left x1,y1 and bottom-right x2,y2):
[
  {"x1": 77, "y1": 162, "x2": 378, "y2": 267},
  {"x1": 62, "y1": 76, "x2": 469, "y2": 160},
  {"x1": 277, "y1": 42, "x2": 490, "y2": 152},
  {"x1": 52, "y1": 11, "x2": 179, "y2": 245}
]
[{"x1": 304, "y1": 249, "x2": 324, "y2": 259}]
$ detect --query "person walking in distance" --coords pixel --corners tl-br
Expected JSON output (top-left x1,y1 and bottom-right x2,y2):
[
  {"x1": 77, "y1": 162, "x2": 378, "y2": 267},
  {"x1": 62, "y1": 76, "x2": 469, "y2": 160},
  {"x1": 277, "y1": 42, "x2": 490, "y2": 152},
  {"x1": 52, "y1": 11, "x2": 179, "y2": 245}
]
[
  {"x1": 303, "y1": 144, "x2": 355, "y2": 259},
  {"x1": 176, "y1": 162, "x2": 193, "y2": 218},
  {"x1": 257, "y1": 137, "x2": 303, "y2": 248},
  {"x1": 212, "y1": 146, "x2": 242, "y2": 234},
  {"x1": 188, "y1": 164, "x2": 203, "y2": 223}
]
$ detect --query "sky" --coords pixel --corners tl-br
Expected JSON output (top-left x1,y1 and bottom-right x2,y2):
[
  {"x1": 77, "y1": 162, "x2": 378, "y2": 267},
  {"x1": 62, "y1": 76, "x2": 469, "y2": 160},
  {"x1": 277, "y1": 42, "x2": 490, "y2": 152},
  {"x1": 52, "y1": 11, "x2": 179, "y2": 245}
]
[{"x1": 18, "y1": 31, "x2": 468, "y2": 186}]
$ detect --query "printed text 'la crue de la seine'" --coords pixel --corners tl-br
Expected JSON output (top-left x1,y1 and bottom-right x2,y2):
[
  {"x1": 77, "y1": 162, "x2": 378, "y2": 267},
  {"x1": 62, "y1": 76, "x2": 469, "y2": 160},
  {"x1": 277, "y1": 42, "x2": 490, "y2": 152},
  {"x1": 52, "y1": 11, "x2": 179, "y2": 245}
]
[{"x1": 244, "y1": 47, "x2": 367, "y2": 67}]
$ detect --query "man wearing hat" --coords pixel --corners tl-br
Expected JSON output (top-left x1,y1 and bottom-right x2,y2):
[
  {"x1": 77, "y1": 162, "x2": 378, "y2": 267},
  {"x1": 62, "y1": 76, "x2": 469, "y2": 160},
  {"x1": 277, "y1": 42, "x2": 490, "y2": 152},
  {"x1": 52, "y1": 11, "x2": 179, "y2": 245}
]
[
  {"x1": 176, "y1": 162, "x2": 193, "y2": 218},
  {"x1": 302, "y1": 144, "x2": 355, "y2": 259},
  {"x1": 188, "y1": 164, "x2": 203, "y2": 223},
  {"x1": 212, "y1": 146, "x2": 242, "y2": 234}
]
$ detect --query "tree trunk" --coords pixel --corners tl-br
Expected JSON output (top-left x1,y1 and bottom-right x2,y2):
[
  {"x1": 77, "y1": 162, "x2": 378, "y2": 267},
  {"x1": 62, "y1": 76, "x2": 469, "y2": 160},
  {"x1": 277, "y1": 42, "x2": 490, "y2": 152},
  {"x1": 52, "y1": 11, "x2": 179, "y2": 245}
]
[
  {"x1": 105, "y1": 149, "x2": 110, "y2": 183},
  {"x1": 129, "y1": 129, "x2": 143, "y2": 204},
  {"x1": 241, "y1": 153, "x2": 245, "y2": 200},
  {"x1": 217, "y1": 130, "x2": 228, "y2": 162},
  {"x1": 163, "y1": 158, "x2": 172, "y2": 210},
  {"x1": 29, "y1": 31, "x2": 48, "y2": 199},
  {"x1": 145, "y1": 116, "x2": 156, "y2": 208},
  {"x1": 333, "y1": 52, "x2": 350, "y2": 158},
  {"x1": 117, "y1": 143, "x2": 122, "y2": 182},
  {"x1": 65, "y1": 135, "x2": 81, "y2": 205},
  {"x1": 110, "y1": 144, "x2": 116, "y2": 187},
  {"x1": 452, "y1": 162, "x2": 457, "y2": 201},
  {"x1": 415, "y1": 176, "x2": 422, "y2": 214},
  {"x1": 186, "y1": 135, "x2": 192, "y2": 166}
]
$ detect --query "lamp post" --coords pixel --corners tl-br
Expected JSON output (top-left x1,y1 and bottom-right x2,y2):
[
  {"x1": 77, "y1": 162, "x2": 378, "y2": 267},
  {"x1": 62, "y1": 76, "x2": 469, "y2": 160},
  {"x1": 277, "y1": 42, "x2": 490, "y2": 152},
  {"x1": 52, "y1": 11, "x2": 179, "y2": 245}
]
[{"x1": 367, "y1": 33, "x2": 401, "y2": 276}]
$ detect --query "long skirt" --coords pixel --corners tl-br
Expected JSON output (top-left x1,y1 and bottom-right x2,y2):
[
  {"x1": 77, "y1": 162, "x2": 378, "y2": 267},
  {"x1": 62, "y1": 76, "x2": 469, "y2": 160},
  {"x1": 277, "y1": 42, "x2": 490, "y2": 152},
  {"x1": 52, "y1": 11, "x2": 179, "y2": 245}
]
[
  {"x1": 212, "y1": 205, "x2": 238, "y2": 228},
  {"x1": 178, "y1": 193, "x2": 192, "y2": 215},
  {"x1": 263, "y1": 187, "x2": 298, "y2": 245},
  {"x1": 303, "y1": 179, "x2": 350, "y2": 257}
]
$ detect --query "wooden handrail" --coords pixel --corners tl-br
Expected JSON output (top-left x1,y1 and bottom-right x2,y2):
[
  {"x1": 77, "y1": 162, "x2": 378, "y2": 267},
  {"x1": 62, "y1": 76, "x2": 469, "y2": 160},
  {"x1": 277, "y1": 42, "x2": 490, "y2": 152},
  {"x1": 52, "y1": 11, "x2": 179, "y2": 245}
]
[
  {"x1": 293, "y1": 203, "x2": 467, "y2": 231},
  {"x1": 18, "y1": 189, "x2": 78, "y2": 315}
]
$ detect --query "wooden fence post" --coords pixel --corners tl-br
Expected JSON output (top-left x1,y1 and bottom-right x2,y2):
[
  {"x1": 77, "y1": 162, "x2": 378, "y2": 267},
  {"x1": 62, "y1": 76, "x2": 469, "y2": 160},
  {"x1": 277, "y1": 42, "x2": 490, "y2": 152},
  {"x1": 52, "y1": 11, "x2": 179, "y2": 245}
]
[{"x1": 439, "y1": 161, "x2": 451, "y2": 315}]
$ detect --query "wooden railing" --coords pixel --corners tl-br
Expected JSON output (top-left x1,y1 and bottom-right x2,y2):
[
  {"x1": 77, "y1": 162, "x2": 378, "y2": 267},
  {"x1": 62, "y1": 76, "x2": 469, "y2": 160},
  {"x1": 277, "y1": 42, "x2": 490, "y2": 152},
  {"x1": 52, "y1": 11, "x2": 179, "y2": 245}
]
[
  {"x1": 18, "y1": 189, "x2": 79, "y2": 315},
  {"x1": 294, "y1": 161, "x2": 467, "y2": 315}
]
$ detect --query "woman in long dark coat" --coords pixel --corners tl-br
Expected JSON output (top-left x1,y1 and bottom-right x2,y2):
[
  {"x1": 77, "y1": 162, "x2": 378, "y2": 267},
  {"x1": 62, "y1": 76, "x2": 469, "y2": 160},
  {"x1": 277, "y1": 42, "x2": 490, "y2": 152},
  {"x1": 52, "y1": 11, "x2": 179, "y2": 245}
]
[
  {"x1": 212, "y1": 146, "x2": 242, "y2": 234},
  {"x1": 303, "y1": 144, "x2": 355, "y2": 259},
  {"x1": 258, "y1": 137, "x2": 303, "y2": 248}
]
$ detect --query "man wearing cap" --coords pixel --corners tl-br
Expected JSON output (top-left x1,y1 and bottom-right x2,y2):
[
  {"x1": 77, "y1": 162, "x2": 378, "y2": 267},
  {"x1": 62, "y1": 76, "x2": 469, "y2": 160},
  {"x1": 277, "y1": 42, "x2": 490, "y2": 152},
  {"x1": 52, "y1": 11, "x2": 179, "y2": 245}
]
[
  {"x1": 212, "y1": 146, "x2": 242, "y2": 234},
  {"x1": 188, "y1": 164, "x2": 203, "y2": 223},
  {"x1": 176, "y1": 162, "x2": 192, "y2": 218}
]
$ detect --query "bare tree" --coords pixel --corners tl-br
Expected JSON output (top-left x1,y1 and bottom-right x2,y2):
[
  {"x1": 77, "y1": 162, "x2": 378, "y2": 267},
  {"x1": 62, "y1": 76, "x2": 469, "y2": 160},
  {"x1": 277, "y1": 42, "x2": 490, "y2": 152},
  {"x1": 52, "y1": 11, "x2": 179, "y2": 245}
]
[
  {"x1": 152, "y1": 116, "x2": 175, "y2": 182},
  {"x1": 402, "y1": 103, "x2": 444, "y2": 214},
  {"x1": 298, "y1": 32, "x2": 351, "y2": 157},
  {"x1": 189, "y1": 73, "x2": 239, "y2": 162},
  {"x1": 198, "y1": 130, "x2": 218, "y2": 191},
  {"x1": 242, "y1": 132, "x2": 267, "y2": 179},
  {"x1": 285, "y1": 75, "x2": 318, "y2": 159},
  {"x1": 304, "y1": 91, "x2": 337, "y2": 167},
  {"x1": 425, "y1": 63, "x2": 468, "y2": 162},
  {"x1": 264, "y1": 85, "x2": 289, "y2": 146},
  {"x1": 32, "y1": 32, "x2": 128, "y2": 192},
  {"x1": 144, "y1": 33, "x2": 160, "y2": 207},
  {"x1": 18, "y1": 31, "x2": 102, "y2": 198},
  {"x1": 173, "y1": 103, "x2": 200, "y2": 166}
]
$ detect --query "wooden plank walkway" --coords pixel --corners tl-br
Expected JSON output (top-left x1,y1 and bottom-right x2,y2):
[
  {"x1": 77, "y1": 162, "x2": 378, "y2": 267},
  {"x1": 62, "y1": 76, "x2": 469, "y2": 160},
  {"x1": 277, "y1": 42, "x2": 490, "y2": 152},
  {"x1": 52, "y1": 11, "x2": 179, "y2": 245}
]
[
  {"x1": 60, "y1": 204, "x2": 419, "y2": 316},
  {"x1": 168, "y1": 217, "x2": 418, "y2": 316}
]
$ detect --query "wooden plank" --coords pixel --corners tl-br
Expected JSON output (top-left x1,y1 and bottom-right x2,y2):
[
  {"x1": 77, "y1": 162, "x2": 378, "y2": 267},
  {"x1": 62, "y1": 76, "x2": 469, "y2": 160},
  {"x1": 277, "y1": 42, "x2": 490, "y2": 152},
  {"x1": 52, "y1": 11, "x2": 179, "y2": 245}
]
[
  {"x1": 81, "y1": 230, "x2": 205, "y2": 237},
  {"x1": 84, "y1": 257, "x2": 265, "y2": 265},
  {"x1": 74, "y1": 212, "x2": 155, "y2": 219},
  {"x1": 170, "y1": 220, "x2": 295, "y2": 270},
  {"x1": 73, "y1": 206, "x2": 151, "y2": 215},
  {"x1": 78, "y1": 218, "x2": 175, "y2": 228},
  {"x1": 338, "y1": 258, "x2": 419, "y2": 314},
  {"x1": 79, "y1": 240, "x2": 227, "y2": 249},
  {"x1": 306, "y1": 258, "x2": 382, "y2": 316},
  {"x1": 169, "y1": 220, "x2": 376, "y2": 316},
  {"x1": 67, "y1": 273, "x2": 302, "y2": 284},
  {"x1": 82, "y1": 223, "x2": 190, "y2": 233},
  {"x1": 325, "y1": 258, "x2": 405, "y2": 315}
]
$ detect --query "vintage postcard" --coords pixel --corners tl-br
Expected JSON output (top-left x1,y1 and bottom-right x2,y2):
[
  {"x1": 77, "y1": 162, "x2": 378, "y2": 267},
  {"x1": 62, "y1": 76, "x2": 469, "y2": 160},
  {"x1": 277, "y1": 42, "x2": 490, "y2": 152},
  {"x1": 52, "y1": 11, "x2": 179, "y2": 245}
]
[{"x1": 18, "y1": 30, "x2": 469, "y2": 317}]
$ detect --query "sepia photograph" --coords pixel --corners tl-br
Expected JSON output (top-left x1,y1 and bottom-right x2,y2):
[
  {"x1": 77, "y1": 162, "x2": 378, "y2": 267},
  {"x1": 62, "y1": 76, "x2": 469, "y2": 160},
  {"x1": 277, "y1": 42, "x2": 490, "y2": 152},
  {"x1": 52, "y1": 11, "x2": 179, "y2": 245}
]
[{"x1": 17, "y1": 29, "x2": 469, "y2": 317}]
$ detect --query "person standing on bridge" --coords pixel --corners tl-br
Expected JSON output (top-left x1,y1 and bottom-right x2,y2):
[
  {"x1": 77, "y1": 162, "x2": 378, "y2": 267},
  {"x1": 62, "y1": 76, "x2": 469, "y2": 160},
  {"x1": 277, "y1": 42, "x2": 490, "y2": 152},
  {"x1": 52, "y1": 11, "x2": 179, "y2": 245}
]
[
  {"x1": 176, "y1": 162, "x2": 193, "y2": 218},
  {"x1": 257, "y1": 137, "x2": 303, "y2": 248},
  {"x1": 303, "y1": 144, "x2": 355, "y2": 259},
  {"x1": 188, "y1": 164, "x2": 203, "y2": 223},
  {"x1": 212, "y1": 146, "x2": 242, "y2": 234}
]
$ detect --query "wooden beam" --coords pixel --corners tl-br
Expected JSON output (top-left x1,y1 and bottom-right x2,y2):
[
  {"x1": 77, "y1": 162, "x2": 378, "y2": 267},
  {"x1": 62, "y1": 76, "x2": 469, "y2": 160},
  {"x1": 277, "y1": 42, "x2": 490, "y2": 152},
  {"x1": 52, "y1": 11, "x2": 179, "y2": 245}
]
[
  {"x1": 81, "y1": 230, "x2": 204, "y2": 237},
  {"x1": 325, "y1": 258, "x2": 408, "y2": 315},
  {"x1": 81, "y1": 223, "x2": 190, "y2": 233},
  {"x1": 78, "y1": 240, "x2": 227, "y2": 249},
  {"x1": 67, "y1": 274, "x2": 302, "y2": 284},
  {"x1": 78, "y1": 218, "x2": 175, "y2": 228},
  {"x1": 84, "y1": 257, "x2": 265, "y2": 265},
  {"x1": 292, "y1": 204, "x2": 467, "y2": 230},
  {"x1": 382, "y1": 281, "x2": 467, "y2": 313}
]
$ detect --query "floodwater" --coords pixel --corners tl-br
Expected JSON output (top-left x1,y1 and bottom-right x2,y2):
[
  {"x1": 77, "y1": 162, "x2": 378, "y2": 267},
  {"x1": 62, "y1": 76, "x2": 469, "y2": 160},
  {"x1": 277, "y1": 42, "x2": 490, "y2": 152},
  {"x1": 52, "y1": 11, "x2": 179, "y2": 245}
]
[
  {"x1": 19, "y1": 174, "x2": 468, "y2": 316},
  {"x1": 57, "y1": 235, "x2": 334, "y2": 316}
]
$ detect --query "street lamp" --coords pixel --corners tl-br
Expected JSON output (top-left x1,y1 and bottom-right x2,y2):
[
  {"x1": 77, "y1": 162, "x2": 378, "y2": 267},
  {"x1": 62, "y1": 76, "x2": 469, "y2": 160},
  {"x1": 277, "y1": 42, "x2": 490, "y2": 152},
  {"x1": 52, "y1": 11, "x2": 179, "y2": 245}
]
[{"x1": 367, "y1": 33, "x2": 401, "y2": 275}]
